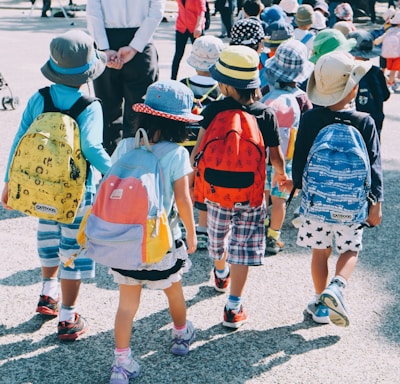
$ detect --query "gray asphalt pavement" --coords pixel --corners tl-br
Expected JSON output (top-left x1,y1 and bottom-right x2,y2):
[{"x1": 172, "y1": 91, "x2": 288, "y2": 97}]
[{"x1": 0, "y1": 2, "x2": 399, "y2": 384}]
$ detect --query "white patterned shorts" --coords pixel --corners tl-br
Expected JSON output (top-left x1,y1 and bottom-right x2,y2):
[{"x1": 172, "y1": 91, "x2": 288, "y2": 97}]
[{"x1": 296, "y1": 217, "x2": 364, "y2": 254}]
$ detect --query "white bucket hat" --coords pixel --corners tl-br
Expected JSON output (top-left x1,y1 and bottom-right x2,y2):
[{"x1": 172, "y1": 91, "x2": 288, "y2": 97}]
[
  {"x1": 187, "y1": 35, "x2": 224, "y2": 72},
  {"x1": 307, "y1": 51, "x2": 372, "y2": 106}
]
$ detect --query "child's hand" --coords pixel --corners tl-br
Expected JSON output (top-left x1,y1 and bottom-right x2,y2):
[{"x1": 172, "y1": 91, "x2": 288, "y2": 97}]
[
  {"x1": 1, "y1": 183, "x2": 12, "y2": 210},
  {"x1": 367, "y1": 202, "x2": 382, "y2": 227},
  {"x1": 104, "y1": 50, "x2": 123, "y2": 69},
  {"x1": 185, "y1": 233, "x2": 197, "y2": 254}
]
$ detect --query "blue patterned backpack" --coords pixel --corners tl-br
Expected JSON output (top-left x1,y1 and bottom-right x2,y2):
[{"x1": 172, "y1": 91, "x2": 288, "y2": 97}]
[{"x1": 300, "y1": 121, "x2": 373, "y2": 224}]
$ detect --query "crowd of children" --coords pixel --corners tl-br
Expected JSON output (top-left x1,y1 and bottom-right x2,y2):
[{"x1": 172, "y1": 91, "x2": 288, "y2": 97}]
[{"x1": 1, "y1": 1, "x2": 393, "y2": 382}]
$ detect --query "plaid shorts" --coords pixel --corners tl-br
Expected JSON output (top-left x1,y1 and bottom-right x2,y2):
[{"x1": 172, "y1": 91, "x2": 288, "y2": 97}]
[
  {"x1": 296, "y1": 217, "x2": 364, "y2": 253},
  {"x1": 206, "y1": 203, "x2": 266, "y2": 266}
]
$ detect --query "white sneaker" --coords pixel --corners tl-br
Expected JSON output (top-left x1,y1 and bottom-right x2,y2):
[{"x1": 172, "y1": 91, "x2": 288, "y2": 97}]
[
  {"x1": 170, "y1": 320, "x2": 196, "y2": 356},
  {"x1": 110, "y1": 358, "x2": 141, "y2": 384}
]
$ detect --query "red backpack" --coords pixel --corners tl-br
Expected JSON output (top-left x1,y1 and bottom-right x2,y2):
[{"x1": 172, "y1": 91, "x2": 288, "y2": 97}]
[{"x1": 193, "y1": 109, "x2": 266, "y2": 209}]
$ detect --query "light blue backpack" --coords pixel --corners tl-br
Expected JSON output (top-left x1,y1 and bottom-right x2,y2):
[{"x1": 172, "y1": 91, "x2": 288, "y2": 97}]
[{"x1": 300, "y1": 122, "x2": 373, "y2": 224}]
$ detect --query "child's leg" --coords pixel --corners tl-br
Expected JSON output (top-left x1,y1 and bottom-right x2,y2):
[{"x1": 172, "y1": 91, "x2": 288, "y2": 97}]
[
  {"x1": 229, "y1": 264, "x2": 249, "y2": 298},
  {"x1": 164, "y1": 281, "x2": 195, "y2": 356},
  {"x1": 114, "y1": 284, "x2": 142, "y2": 348},
  {"x1": 335, "y1": 250, "x2": 359, "y2": 281},
  {"x1": 164, "y1": 281, "x2": 186, "y2": 328},
  {"x1": 110, "y1": 284, "x2": 142, "y2": 382},
  {"x1": 311, "y1": 248, "x2": 332, "y2": 294},
  {"x1": 37, "y1": 219, "x2": 62, "y2": 316},
  {"x1": 319, "y1": 224, "x2": 363, "y2": 327}
]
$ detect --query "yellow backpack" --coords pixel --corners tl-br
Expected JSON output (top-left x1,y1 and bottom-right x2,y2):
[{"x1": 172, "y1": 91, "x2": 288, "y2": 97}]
[{"x1": 8, "y1": 87, "x2": 95, "y2": 223}]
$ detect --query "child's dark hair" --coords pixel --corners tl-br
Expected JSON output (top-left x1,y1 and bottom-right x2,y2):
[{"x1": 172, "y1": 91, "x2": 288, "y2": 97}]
[
  {"x1": 133, "y1": 113, "x2": 187, "y2": 143},
  {"x1": 244, "y1": 0, "x2": 262, "y2": 16},
  {"x1": 235, "y1": 88, "x2": 258, "y2": 102}
]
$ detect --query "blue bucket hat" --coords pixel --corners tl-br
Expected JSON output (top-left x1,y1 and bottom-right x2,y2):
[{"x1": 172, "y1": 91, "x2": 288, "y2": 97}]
[
  {"x1": 133, "y1": 80, "x2": 203, "y2": 122},
  {"x1": 264, "y1": 20, "x2": 294, "y2": 48},
  {"x1": 261, "y1": 5, "x2": 286, "y2": 25}
]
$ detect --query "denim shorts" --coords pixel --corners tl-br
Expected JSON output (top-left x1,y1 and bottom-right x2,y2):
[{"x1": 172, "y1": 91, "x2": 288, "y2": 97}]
[{"x1": 207, "y1": 203, "x2": 266, "y2": 266}]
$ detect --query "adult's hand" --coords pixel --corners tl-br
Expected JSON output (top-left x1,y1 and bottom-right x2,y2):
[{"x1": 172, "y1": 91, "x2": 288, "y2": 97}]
[
  {"x1": 104, "y1": 49, "x2": 124, "y2": 69},
  {"x1": 117, "y1": 46, "x2": 138, "y2": 65}
]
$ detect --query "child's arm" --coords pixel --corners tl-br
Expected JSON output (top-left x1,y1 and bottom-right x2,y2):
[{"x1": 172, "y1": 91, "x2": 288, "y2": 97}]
[
  {"x1": 269, "y1": 146, "x2": 289, "y2": 190},
  {"x1": 367, "y1": 202, "x2": 382, "y2": 227},
  {"x1": 174, "y1": 175, "x2": 197, "y2": 254}
]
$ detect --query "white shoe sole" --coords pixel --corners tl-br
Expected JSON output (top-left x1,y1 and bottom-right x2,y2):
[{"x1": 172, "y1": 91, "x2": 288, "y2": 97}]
[{"x1": 320, "y1": 291, "x2": 350, "y2": 327}]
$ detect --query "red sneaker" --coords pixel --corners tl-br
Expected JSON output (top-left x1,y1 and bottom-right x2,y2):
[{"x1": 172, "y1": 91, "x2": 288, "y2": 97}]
[
  {"x1": 213, "y1": 268, "x2": 230, "y2": 293},
  {"x1": 223, "y1": 305, "x2": 248, "y2": 328},
  {"x1": 36, "y1": 295, "x2": 59, "y2": 316},
  {"x1": 58, "y1": 313, "x2": 88, "y2": 341}
]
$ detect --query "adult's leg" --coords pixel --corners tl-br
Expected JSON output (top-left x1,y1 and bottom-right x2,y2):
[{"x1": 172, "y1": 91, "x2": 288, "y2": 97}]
[
  {"x1": 121, "y1": 42, "x2": 159, "y2": 138},
  {"x1": 171, "y1": 30, "x2": 190, "y2": 80}
]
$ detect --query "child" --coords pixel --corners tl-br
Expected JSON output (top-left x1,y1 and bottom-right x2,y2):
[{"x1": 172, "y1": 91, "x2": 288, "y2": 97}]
[
  {"x1": 262, "y1": 39, "x2": 314, "y2": 253},
  {"x1": 378, "y1": 10, "x2": 400, "y2": 91},
  {"x1": 292, "y1": 51, "x2": 383, "y2": 327},
  {"x1": 333, "y1": 2, "x2": 355, "y2": 32},
  {"x1": 1, "y1": 30, "x2": 112, "y2": 340},
  {"x1": 108, "y1": 80, "x2": 198, "y2": 383},
  {"x1": 348, "y1": 30, "x2": 391, "y2": 141},
  {"x1": 371, "y1": 8, "x2": 396, "y2": 80},
  {"x1": 294, "y1": 4, "x2": 316, "y2": 57},
  {"x1": 191, "y1": 45, "x2": 287, "y2": 328},
  {"x1": 279, "y1": 0, "x2": 299, "y2": 26},
  {"x1": 309, "y1": 28, "x2": 356, "y2": 64},
  {"x1": 180, "y1": 35, "x2": 224, "y2": 249},
  {"x1": 241, "y1": 0, "x2": 269, "y2": 34}
]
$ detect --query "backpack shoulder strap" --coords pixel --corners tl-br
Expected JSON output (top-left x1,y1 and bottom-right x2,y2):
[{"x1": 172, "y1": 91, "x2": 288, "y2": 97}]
[
  {"x1": 68, "y1": 95, "x2": 99, "y2": 120},
  {"x1": 301, "y1": 32, "x2": 313, "y2": 45},
  {"x1": 38, "y1": 86, "x2": 57, "y2": 113},
  {"x1": 38, "y1": 86, "x2": 98, "y2": 119}
]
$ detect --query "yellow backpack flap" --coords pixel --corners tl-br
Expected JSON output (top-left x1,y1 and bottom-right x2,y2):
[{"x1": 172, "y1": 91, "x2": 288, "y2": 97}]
[{"x1": 8, "y1": 87, "x2": 96, "y2": 223}]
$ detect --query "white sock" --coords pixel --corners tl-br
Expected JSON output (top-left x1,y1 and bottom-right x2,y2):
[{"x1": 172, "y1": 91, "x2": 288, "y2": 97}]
[
  {"x1": 215, "y1": 265, "x2": 229, "y2": 278},
  {"x1": 59, "y1": 305, "x2": 76, "y2": 322},
  {"x1": 41, "y1": 278, "x2": 58, "y2": 299},
  {"x1": 332, "y1": 275, "x2": 347, "y2": 289}
]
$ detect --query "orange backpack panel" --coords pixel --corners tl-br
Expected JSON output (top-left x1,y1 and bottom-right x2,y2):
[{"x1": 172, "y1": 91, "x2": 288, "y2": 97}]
[{"x1": 194, "y1": 109, "x2": 266, "y2": 209}]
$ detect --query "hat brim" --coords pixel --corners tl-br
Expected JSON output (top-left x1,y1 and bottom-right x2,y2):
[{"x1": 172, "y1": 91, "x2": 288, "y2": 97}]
[
  {"x1": 187, "y1": 54, "x2": 215, "y2": 72},
  {"x1": 132, "y1": 103, "x2": 203, "y2": 123},
  {"x1": 309, "y1": 38, "x2": 357, "y2": 64},
  {"x1": 307, "y1": 60, "x2": 372, "y2": 106},
  {"x1": 41, "y1": 50, "x2": 107, "y2": 87},
  {"x1": 209, "y1": 64, "x2": 260, "y2": 89},
  {"x1": 350, "y1": 45, "x2": 381, "y2": 59}
]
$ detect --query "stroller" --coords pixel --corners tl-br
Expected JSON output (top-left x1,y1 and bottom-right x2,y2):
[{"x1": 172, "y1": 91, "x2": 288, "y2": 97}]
[{"x1": 0, "y1": 72, "x2": 19, "y2": 110}]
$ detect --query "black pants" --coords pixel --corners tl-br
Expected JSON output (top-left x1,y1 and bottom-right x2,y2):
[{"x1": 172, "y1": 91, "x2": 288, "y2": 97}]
[
  {"x1": 171, "y1": 29, "x2": 196, "y2": 80},
  {"x1": 93, "y1": 28, "x2": 159, "y2": 155}
]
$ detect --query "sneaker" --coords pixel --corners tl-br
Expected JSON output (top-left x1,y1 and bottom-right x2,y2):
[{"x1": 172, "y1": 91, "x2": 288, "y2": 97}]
[
  {"x1": 213, "y1": 268, "x2": 230, "y2": 293},
  {"x1": 265, "y1": 236, "x2": 284, "y2": 255},
  {"x1": 320, "y1": 284, "x2": 350, "y2": 327},
  {"x1": 170, "y1": 320, "x2": 196, "y2": 356},
  {"x1": 306, "y1": 298, "x2": 330, "y2": 324},
  {"x1": 110, "y1": 359, "x2": 141, "y2": 384},
  {"x1": 196, "y1": 230, "x2": 208, "y2": 250},
  {"x1": 223, "y1": 305, "x2": 248, "y2": 328},
  {"x1": 57, "y1": 313, "x2": 88, "y2": 340},
  {"x1": 36, "y1": 295, "x2": 59, "y2": 316}
]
